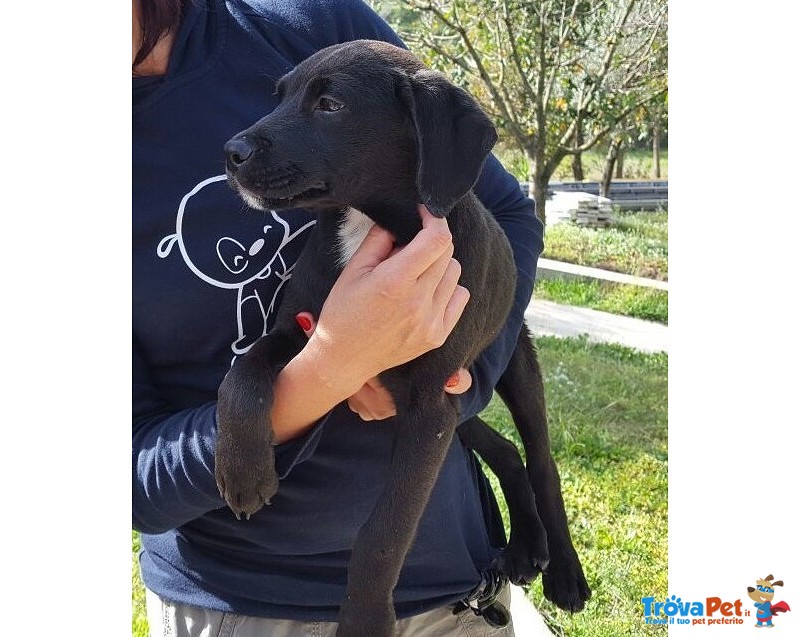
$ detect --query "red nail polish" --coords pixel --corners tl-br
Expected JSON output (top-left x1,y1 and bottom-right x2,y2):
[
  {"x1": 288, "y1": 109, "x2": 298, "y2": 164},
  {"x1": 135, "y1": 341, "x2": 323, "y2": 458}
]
[
  {"x1": 446, "y1": 374, "x2": 459, "y2": 388},
  {"x1": 295, "y1": 314, "x2": 313, "y2": 332}
]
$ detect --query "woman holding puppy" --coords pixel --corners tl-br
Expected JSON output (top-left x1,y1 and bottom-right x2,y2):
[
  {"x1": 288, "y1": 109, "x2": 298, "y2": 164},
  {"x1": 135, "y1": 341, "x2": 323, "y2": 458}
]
[{"x1": 133, "y1": 0, "x2": 543, "y2": 634}]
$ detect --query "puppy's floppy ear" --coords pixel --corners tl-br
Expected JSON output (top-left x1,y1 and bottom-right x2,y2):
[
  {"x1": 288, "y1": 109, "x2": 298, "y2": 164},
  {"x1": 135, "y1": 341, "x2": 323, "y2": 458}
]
[{"x1": 398, "y1": 69, "x2": 497, "y2": 217}]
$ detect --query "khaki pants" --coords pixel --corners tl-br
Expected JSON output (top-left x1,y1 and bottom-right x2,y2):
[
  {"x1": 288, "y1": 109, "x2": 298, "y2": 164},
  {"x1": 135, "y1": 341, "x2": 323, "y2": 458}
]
[{"x1": 146, "y1": 587, "x2": 515, "y2": 637}]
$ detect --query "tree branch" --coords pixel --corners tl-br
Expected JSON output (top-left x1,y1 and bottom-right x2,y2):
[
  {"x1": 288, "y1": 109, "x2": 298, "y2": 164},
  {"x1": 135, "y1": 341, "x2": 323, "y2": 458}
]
[
  {"x1": 501, "y1": 5, "x2": 538, "y2": 109},
  {"x1": 411, "y1": 0, "x2": 530, "y2": 147}
]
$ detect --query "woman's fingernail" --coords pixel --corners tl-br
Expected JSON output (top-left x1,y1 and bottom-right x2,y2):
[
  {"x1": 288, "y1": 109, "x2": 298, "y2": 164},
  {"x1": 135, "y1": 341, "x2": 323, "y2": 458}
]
[
  {"x1": 295, "y1": 314, "x2": 313, "y2": 332},
  {"x1": 446, "y1": 373, "x2": 460, "y2": 388}
]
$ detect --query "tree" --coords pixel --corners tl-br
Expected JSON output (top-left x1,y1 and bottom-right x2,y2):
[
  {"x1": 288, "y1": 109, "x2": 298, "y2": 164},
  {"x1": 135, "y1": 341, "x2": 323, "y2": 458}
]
[
  {"x1": 390, "y1": 0, "x2": 668, "y2": 224},
  {"x1": 598, "y1": 94, "x2": 667, "y2": 196},
  {"x1": 650, "y1": 100, "x2": 666, "y2": 179}
]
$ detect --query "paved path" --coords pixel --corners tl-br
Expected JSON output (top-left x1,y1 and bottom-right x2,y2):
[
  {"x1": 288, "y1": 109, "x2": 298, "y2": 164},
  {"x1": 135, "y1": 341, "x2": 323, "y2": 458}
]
[
  {"x1": 510, "y1": 585, "x2": 554, "y2": 636},
  {"x1": 525, "y1": 298, "x2": 668, "y2": 353},
  {"x1": 537, "y1": 257, "x2": 668, "y2": 291}
]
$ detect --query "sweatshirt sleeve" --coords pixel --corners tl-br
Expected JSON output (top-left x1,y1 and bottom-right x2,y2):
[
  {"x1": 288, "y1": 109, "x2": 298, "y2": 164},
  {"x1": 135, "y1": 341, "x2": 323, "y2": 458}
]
[
  {"x1": 132, "y1": 338, "x2": 327, "y2": 534},
  {"x1": 457, "y1": 155, "x2": 544, "y2": 422}
]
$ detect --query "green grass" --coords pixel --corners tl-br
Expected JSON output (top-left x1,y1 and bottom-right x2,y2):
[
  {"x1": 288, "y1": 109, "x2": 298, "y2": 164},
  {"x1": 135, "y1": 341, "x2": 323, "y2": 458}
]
[
  {"x1": 543, "y1": 211, "x2": 668, "y2": 281},
  {"x1": 133, "y1": 336, "x2": 667, "y2": 637},
  {"x1": 534, "y1": 278, "x2": 668, "y2": 324},
  {"x1": 132, "y1": 531, "x2": 147, "y2": 637},
  {"x1": 480, "y1": 335, "x2": 668, "y2": 636}
]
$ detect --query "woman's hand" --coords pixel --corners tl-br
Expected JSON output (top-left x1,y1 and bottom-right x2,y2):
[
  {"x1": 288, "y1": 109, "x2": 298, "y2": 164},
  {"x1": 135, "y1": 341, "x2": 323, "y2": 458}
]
[
  {"x1": 269, "y1": 204, "x2": 471, "y2": 441},
  {"x1": 302, "y1": 204, "x2": 470, "y2": 398},
  {"x1": 295, "y1": 312, "x2": 473, "y2": 421}
]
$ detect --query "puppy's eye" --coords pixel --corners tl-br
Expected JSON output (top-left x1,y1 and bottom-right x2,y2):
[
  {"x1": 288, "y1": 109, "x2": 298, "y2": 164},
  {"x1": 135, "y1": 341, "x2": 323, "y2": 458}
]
[{"x1": 317, "y1": 96, "x2": 344, "y2": 112}]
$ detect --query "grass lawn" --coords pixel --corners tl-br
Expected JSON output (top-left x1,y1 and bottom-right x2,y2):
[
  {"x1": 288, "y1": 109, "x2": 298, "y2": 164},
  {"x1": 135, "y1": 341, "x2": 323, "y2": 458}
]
[
  {"x1": 534, "y1": 278, "x2": 668, "y2": 324},
  {"x1": 132, "y1": 531, "x2": 147, "y2": 637},
  {"x1": 534, "y1": 210, "x2": 668, "y2": 322},
  {"x1": 481, "y1": 335, "x2": 668, "y2": 636},
  {"x1": 543, "y1": 211, "x2": 668, "y2": 281},
  {"x1": 132, "y1": 335, "x2": 667, "y2": 637}
]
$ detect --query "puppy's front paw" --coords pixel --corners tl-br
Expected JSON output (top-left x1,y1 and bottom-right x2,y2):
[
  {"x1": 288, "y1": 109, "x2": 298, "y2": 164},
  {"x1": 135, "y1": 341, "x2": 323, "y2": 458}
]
[
  {"x1": 493, "y1": 529, "x2": 549, "y2": 585},
  {"x1": 542, "y1": 549, "x2": 591, "y2": 612},
  {"x1": 214, "y1": 439, "x2": 278, "y2": 519},
  {"x1": 215, "y1": 372, "x2": 278, "y2": 519}
]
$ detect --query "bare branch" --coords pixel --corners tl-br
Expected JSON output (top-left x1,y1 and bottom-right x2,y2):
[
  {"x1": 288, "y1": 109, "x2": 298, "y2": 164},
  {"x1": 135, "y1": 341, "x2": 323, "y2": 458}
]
[
  {"x1": 580, "y1": 0, "x2": 638, "y2": 110},
  {"x1": 412, "y1": 0, "x2": 530, "y2": 146},
  {"x1": 544, "y1": 0, "x2": 582, "y2": 108},
  {"x1": 501, "y1": 6, "x2": 538, "y2": 109}
]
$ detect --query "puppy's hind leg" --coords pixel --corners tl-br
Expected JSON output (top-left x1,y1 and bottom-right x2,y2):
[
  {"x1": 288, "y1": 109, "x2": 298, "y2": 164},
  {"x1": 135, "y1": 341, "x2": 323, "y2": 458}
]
[
  {"x1": 457, "y1": 416, "x2": 549, "y2": 585},
  {"x1": 495, "y1": 326, "x2": 591, "y2": 612},
  {"x1": 336, "y1": 387, "x2": 459, "y2": 637}
]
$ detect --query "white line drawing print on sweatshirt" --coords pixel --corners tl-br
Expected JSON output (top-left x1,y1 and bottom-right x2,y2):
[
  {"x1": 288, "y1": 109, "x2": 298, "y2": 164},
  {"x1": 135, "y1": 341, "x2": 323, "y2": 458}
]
[{"x1": 157, "y1": 174, "x2": 315, "y2": 358}]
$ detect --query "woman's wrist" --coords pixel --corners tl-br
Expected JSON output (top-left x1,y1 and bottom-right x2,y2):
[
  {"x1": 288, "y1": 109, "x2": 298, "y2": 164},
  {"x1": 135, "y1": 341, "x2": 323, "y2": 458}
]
[
  {"x1": 302, "y1": 330, "x2": 374, "y2": 398},
  {"x1": 269, "y1": 334, "x2": 368, "y2": 443}
]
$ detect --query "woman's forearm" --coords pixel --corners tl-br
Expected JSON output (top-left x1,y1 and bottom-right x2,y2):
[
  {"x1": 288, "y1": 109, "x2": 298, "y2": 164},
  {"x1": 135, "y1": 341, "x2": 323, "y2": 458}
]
[{"x1": 270, "y1": 334, "x2": 365, "y2": 443}]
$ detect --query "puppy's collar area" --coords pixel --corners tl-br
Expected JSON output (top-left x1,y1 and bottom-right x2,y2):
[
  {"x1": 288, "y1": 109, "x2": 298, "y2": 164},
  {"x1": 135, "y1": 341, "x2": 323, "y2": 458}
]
[{"x1": 336, "y1": 207, "x2": 375, "y2": 267}]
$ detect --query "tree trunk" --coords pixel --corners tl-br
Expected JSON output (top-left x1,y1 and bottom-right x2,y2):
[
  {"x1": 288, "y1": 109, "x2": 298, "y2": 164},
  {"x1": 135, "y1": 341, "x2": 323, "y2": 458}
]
[
  {"x1": 600, "y1": 138, "x2": 623, "y2": 198},
  {"x1": 652, "y1": 117, "x2": 661, "y2": 179},
  {"x1": 572, "y1": 118, "x2": 584, "y2": 181},
  {"x1": 615, "y1": 147, "x2": 625, "y2": 179},
  {"x1": 532, "y1": 174, "x2": 549, "y2": 227},
  {"x1": 572, "y1": 153, "x2": 584, "y2": 182},
  {"x1": 527, "y1": 159, "x2": 548, "y2": 226}
]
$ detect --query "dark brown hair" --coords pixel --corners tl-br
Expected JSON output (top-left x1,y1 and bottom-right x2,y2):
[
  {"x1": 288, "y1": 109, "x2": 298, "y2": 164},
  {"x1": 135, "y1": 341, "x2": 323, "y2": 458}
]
[{"x1": 133, "y1": 0, "x2": 189, "y2": 71}]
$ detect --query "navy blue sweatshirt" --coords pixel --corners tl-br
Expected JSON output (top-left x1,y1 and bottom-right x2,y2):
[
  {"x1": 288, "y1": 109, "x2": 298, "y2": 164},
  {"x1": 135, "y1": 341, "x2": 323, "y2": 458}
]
[{"x1": 133, "y1": 0, "x2": 543, "y2": 621}]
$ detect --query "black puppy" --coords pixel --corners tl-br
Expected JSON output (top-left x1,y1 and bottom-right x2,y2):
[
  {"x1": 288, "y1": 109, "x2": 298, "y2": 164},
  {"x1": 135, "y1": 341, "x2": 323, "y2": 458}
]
[{"x1": 217, "y1": 40, "x2": 590, "y2": 636}]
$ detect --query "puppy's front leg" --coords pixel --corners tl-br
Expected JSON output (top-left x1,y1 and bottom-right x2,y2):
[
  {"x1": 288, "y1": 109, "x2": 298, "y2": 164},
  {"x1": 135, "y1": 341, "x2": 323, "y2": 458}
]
[
  {"x1": 215, "y1": 329, "x2": 305, "y2": 519},
  {"x1": 336, "y1": 387, "x2": 458, "y2": 637}
]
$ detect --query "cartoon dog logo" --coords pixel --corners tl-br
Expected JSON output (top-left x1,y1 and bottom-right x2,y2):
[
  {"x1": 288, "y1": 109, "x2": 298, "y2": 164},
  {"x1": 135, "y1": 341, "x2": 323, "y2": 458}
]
[
  {"x1": 747, "y1": 574, "x2": 791, "y2": 628},
  {"x1": 157, "y1": 175, "x2": 315, "y2": 360}
]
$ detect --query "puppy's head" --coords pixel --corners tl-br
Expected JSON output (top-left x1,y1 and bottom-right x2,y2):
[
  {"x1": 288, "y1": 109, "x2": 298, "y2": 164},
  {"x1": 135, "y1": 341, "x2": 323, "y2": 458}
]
[{"x1": 224, "y1": 40, "x2": 497, "y2": 217}]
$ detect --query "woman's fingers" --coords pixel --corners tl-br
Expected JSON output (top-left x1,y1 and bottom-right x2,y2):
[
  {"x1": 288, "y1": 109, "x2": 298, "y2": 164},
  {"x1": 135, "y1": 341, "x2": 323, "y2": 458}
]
[{"x1": 381, "y1": 205, "x2": 454, "y2": 282}]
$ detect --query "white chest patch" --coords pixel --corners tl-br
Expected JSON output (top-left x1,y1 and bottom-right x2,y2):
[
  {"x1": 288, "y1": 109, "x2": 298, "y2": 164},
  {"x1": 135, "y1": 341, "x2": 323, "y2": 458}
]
[{"x1": 336, "y1": 207, "x2": 375, "y2": 267}]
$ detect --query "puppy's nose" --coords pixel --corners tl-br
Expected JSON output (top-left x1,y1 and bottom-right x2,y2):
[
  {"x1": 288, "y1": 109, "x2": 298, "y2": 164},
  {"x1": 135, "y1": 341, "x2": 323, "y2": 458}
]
[{"x1": 224, "y1": 138, "x2": 256, "y2": 170}]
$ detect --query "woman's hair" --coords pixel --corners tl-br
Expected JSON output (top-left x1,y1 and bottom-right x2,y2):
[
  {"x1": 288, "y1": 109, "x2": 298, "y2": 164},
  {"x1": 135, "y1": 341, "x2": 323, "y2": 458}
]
[{"x1": 133, "y1": 0, "x2": 189, "y2": 71}]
